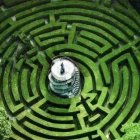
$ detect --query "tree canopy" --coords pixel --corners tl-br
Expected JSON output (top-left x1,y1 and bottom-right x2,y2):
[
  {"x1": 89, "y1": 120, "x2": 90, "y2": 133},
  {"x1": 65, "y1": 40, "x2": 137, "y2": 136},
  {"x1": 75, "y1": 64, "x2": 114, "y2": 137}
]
[
  {"x1": 116, "y1": 123, "x2": 140, "y2": 140},
  {"x1": 0, "y1": 107, "x2": 12, "y2": 140}
]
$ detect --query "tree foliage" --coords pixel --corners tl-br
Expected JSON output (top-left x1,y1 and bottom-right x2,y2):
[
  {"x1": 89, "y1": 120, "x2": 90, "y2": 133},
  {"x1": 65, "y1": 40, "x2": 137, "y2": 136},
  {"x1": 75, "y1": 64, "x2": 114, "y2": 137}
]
[
  {"x1": 116, "y1": 123, "x2": 140, "y2": 140},
  {"x1": 0, "y1": 107, "x2": 12, "y2": 139}
]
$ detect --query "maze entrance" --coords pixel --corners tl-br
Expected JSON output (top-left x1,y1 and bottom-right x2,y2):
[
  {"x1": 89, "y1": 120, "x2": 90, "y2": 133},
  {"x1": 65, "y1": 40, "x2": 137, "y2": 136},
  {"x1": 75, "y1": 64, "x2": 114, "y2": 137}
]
[{"x1": 0, "y1": 0, "x2": 140, "y2": 140}]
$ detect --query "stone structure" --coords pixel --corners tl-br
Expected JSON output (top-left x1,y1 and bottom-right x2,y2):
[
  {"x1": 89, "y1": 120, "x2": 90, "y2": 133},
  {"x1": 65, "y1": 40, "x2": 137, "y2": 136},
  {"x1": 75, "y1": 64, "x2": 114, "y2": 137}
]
[{"x1": 48, "y1": 57, "x2": 81, "y2": 98}]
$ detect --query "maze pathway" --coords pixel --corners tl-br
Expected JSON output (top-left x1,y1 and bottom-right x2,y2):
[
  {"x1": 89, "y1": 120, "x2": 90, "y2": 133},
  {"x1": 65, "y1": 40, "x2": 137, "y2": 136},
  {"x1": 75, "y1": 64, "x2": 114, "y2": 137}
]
[{"x1": 0, "y1": 0, "x2": 140, "y2": 139}]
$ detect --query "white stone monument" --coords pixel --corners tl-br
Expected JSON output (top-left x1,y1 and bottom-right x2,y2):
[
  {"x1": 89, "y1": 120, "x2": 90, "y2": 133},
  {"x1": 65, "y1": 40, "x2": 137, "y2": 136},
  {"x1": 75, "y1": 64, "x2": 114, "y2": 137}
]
[{"x1": 48, "y1": 57, "x2": 81, "y2": 98}]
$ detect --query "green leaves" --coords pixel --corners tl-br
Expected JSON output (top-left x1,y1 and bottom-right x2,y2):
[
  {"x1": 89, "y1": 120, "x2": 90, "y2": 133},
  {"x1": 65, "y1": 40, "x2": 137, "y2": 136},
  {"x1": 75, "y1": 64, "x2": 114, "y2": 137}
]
[
  {"x1": 0, "y1": 107, "x2": 12, "y2": 140},
  {"x1": 116, "y1": 123, "x2": 140, "y2": 140}
]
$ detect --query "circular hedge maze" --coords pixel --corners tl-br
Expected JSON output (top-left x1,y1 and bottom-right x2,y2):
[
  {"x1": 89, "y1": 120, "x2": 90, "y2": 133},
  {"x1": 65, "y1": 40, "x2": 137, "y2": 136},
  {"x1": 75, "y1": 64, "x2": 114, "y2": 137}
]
[{"x1": 0, "y1": 0, "x2": 140, "y2": 139}]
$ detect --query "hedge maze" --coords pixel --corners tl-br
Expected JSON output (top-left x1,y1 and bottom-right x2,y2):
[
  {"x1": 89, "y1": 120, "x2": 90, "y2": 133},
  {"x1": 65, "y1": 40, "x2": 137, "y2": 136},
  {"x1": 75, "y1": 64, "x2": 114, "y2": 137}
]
[{"x1": 0, "y1": 0, "x2": 140, "y2": 139}]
